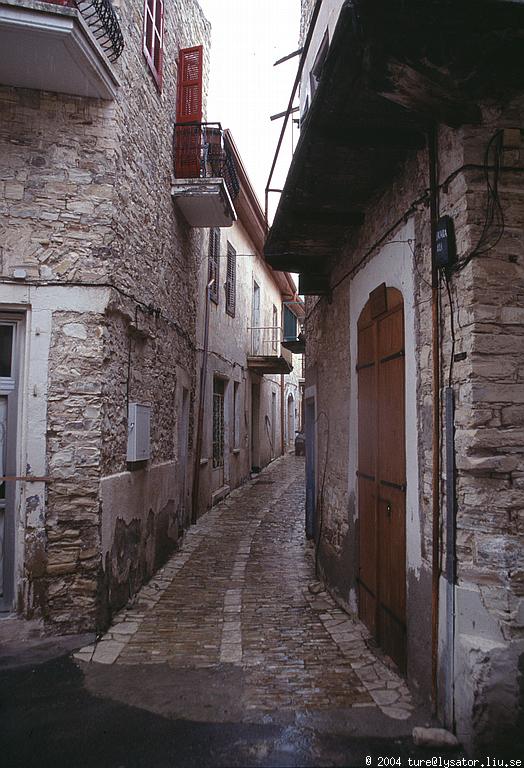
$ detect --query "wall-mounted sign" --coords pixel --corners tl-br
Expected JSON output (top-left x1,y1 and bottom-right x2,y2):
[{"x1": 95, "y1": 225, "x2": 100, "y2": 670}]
[{"x1": 435, "y1": 215, "x2": 456, "y2": 271}]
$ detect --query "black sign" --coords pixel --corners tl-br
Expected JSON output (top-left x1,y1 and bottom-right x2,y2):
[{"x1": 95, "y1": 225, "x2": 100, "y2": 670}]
[{"x1": 435, "y1": 215, "x2": 456, "y2": 270}]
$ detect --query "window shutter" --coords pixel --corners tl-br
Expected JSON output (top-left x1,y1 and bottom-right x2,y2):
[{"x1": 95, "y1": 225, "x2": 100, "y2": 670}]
[
  {"x1": 225, "y1": 242, "x2": 236, "y2": 317},
  {"x1": 175, "y1": 45, "x2": 204, "y2": 178},
  {"x1": 143, "y1": 0, "x2": 164, "y2": 91},
  {"x1": 176, "y1": 46, "x2": 203, "y2": 123},
  {"x1": 208, "y1": 228, "x2": 220, "y2": 304}
]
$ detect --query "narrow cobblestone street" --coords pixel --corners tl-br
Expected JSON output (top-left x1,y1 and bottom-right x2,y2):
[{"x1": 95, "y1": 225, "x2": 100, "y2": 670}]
[
  {"x1": 77, "y1": 455, "x2": 414, "y2": 723},
  {"x1": 2, "y1": 455, "x2": 451, "y2": 768}
]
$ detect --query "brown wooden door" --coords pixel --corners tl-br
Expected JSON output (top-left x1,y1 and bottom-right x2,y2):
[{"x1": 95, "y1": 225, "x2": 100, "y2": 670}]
[{"x1": 357, "y1": 287, "x2": 406, "y2": 671}]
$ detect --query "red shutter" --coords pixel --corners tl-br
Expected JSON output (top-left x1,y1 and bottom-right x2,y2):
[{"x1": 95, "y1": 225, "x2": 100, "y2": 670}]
[
  {"x1": 176, "y1": 46, "x2": 203, "y2": 123},
  {"x1": 175, "y1": 45, "x2": 203, "y2": 178}
]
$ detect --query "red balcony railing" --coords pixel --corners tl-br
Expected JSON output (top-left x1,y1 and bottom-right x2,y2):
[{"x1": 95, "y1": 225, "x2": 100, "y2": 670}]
[{"x1": 173, "y1": 122, "x2": 239, "y2": 202}]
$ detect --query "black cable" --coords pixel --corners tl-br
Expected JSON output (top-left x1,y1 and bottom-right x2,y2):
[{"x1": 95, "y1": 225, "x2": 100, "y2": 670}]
[
  {"x1": 301, "y1": 154, "x2": 522, "y2": 313},
  {"x1": 451, "y1": 130, "x2": 505, "y2": 274},
  {"x1": 0, "y1": 277, "x2": 195, "y2": 350},
  {"x1": 443, "y1": 272, "x2": 456, "y2": 389}
]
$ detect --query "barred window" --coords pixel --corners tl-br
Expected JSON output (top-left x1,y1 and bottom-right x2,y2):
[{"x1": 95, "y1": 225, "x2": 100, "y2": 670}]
[
  {"x1": 209, "y1": 228, "x2": 220, "y2": 304},
  {"x1": 225, "y1": 242, "x2": 236, "y2": 317}
]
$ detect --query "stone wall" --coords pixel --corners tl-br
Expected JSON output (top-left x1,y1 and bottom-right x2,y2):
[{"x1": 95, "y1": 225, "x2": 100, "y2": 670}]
[
  {"x1": 0, "y1": 0, "x2": 211, "y2": 631},
  {"x1": 305, "y1": 95, "x2": 524, "y2": 748}
]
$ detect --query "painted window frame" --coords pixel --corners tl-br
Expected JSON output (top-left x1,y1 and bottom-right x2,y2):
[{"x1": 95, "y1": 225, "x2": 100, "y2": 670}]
[
  {"x1": 272, "y1": 304, "x2": 279, "y2": 352},
  {"x1": 232, "y1": 381, "x2": 240, "y2": 451},
  {"x1": 225, "y1": 241, "x2": 236, "y2": 317},
  {"x1": 208, "y1": 228, "x2": 220, "y2": 304},
  {"x1": 143, "y1": 0, "x2": 164, "y2": 92},
  {"x1": 0, "y1": 313, "x2": 23, "y2": 611}
]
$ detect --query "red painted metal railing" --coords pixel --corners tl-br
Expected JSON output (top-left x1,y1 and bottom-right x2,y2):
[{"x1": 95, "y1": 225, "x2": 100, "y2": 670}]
[{"x1": 173, "y1": 122, "x2": 240, "y2": 201}]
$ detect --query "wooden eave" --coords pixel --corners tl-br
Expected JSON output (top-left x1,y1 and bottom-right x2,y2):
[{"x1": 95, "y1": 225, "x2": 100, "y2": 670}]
[{"x1": 264, "y1": 0, "x2": 524, "y2": 287}]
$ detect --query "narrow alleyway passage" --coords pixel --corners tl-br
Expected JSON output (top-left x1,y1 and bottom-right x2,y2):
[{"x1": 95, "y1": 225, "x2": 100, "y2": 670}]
[
  {"x1": 77, "y1": 455, "x2": 415, "y2": 722},
  {"x1": 2, "y1": 455, "x2": 448, "y2": 768}
]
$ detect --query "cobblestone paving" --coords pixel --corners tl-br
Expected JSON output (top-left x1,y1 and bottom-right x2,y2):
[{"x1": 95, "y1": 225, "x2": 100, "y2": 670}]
[{"x1": 76, "y1": 455, "x2": 413, "y2": 721}]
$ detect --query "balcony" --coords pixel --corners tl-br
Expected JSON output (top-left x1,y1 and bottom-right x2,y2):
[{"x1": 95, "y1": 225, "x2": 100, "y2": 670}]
[
  {"x1": 0, "y1": 0, "x2": 122, "y2": 99},
  {"x1": 247, "y1": 326, "x2": 293, "y2": 375},
  {"x1": 171, "y1": 123, "x2": 239, "y2": 228}
]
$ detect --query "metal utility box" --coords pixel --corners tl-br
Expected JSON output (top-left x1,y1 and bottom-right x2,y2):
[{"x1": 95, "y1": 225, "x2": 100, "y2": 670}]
[{"x1": 127, "y1": 403, "x2": 151, "y2": 462}]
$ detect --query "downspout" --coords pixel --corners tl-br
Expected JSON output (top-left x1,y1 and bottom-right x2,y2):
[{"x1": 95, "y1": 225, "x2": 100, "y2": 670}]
[
  {"x1": 281, "y1": 373, "x2": 286, "y2": 456},
  {"x1": 191, "y1": 278, "x2": 213, "y2": 524},
  {"x1": 429, "y1": 126, "x2": 441, "y2": 715},
  {"x1": 444, "y1": 386, "x2": 456, "y2": 730}
]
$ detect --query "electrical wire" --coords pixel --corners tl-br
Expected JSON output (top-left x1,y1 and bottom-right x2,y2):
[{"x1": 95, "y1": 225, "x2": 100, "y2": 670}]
[
  {"x1": 443, "y1": 273, "x2": 456, "y2": 389},
  {"x1": 451, "y1": 130, "x2": 505, "y2": 274},
  {"x1": 300, "y1": 152, "x2": 522, "y2": 315},
  {"x1": 0, "y1": 277, "x2": 195, "y2": 350}
]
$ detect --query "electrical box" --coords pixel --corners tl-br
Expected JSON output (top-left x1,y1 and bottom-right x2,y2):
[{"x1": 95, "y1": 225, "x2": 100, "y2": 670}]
[
  {"x1": 127, "y1": 403, "x2": 151, "y2": 462},
  {"x1": 435, "y1": 215, "x2": 456, "y2": 271}
]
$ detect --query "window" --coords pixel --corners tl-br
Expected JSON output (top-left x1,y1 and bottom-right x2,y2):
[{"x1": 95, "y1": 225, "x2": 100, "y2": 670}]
[
  {"x1": 225, "y1": 242, "x2": 236, "y2": 317},
  {"x1": 208, "y1": 228, "x2": 220, "y2": 304},
  {"x1": 143, "y1": 0, "x2": 164, "y2": 91},
  {"x1": 0, "y1": 325, "x2": 14, "y2": 378},
  {"x1": 252, "y1": 282, "x2": 261, "y2": 355},
  {"x1": 272, "y1": 304, "x2": 278, "y2": 352},
  {"x1": 309, "y1": 30, "x2": 329, "y2": 103},
  {"x1": 232, "y1": 381, "x2": 240, "y2": 450},
  {"x1": 213, "y1": 378, "x2": 225, "y2": 470}
]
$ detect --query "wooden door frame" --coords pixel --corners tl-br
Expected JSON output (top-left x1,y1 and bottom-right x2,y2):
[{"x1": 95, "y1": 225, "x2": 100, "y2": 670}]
[{"x1": 356, "y1": 287, "x2": 407, "y2": 669}]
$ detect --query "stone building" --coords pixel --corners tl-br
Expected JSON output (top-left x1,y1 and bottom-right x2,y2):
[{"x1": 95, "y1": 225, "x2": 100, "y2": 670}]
[
  {"x1": 193, "y1": 130, "x2": 304, "y2": 513},
  {"x1": 265, "y1": 0, "x2": 524, "y2": 753},
  {"x1": 0, "y1": 0, "x2": 215, "y2": 633}
]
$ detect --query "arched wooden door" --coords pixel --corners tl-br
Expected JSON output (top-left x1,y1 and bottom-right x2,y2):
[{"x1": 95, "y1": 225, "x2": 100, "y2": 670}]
[{"x1": 357, "y1": 285, "x2": 406, "y2": 671}]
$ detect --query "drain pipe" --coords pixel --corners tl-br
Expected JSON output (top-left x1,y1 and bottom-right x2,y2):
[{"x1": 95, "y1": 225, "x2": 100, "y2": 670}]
[
  {"x1": 280, "y1": 373, "x2": 286, "y2": 455},
  {"x1": 444, "y1": 386, "x2": 456, "y2": 729},
  {"x1": 191, "y1": 278, "x2": 214, "y2": 525},
  {"x1": 429, "y1": 126, "x2": 441, "y2": 715}
]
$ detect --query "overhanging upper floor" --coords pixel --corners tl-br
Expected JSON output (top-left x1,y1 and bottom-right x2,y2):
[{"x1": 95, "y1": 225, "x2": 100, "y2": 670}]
[{"x1": 264, "y1": 0, "x2": 524, "y2": 294}]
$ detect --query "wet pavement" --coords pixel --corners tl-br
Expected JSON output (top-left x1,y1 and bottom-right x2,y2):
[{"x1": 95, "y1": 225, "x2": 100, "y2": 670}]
[{"x1": 1, "y1": 454, "x2": 462, "y2": 767}]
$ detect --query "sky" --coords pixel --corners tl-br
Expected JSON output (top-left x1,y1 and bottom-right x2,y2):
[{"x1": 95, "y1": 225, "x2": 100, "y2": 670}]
[{"x1": 198, "y1": 0, "x2": 301, "y2": 220}]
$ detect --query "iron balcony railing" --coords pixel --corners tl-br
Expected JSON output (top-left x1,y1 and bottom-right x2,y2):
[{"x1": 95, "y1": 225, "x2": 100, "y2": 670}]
[
  {"x1": 75, "y1": 0, "x2": 124, "y2": 62},
  {"x1": 173, "y1": 122, "x2": 240, "y2": 202},
  {"x1": 46, "y1": 0, "x2": 124, "y2": 62}
]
